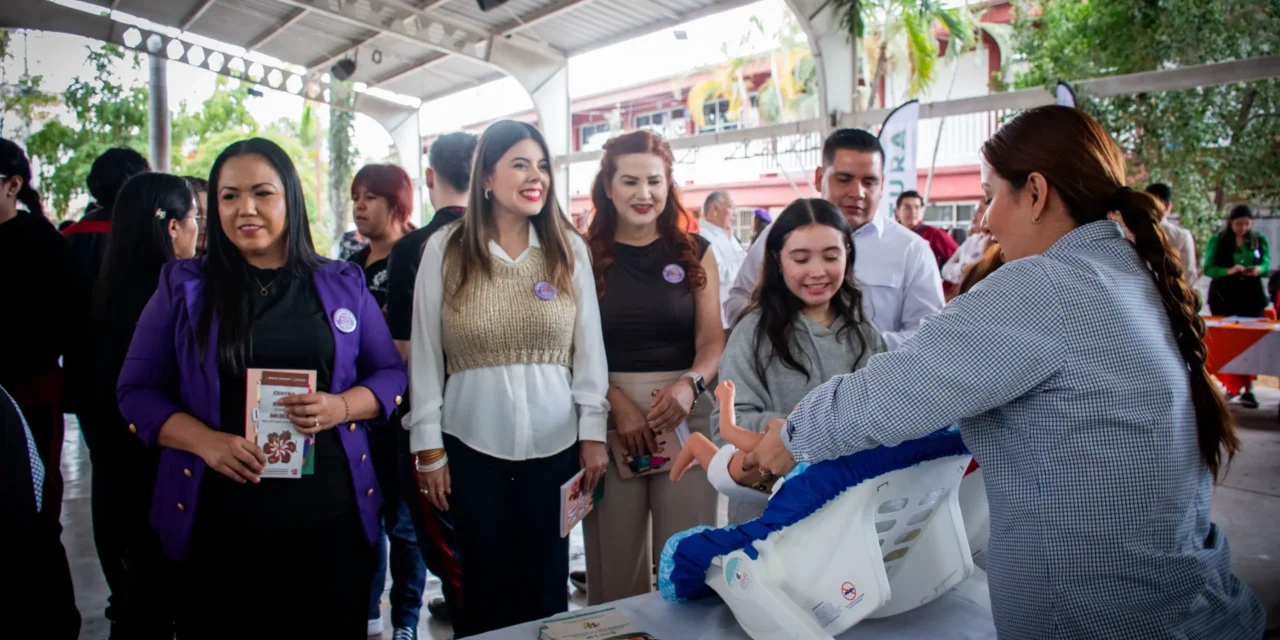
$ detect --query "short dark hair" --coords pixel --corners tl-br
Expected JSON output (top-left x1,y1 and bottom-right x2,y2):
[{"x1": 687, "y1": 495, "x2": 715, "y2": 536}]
[
  {"x1": 87, "y1": 147, "x2": 150, "y2": 210},
  {"x1": 428, "y1": 131, "x2": 478, "y2": 193},
  {"x1": 184, "y1": 176, "x2": 209, "y2": 193},
  {"x1": 895, "y1": 190, "x2": 923, "y2": 209},
  {"x1": 822, "y1": 128, "x2": 883, "y2": 168},
  {"x1": 1144, "y1": 183, "x2": 1171, "y2": 205}
]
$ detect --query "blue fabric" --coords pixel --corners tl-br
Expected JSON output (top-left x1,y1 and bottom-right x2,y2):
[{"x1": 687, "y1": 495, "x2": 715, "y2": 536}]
[{"x1": 659, "y1": 428, "x2": 967, "y2": 602}]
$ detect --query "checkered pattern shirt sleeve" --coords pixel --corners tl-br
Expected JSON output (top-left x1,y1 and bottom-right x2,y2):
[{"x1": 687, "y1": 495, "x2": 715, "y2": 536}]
[
  {"x1": 784, "y1": 257, "x2": 1066, "y2": 463},
  {"x1": 2, "y1": 386, "x2": 44, "y2": 513},
  {"x1": 781, "y1": 221, "x2": 1265, "y2": 639}
]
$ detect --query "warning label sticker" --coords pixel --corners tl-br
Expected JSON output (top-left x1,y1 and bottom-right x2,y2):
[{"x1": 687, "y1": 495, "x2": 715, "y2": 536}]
[{"x1": 812, "y1": 601, "x2": 841, "y2": 628}]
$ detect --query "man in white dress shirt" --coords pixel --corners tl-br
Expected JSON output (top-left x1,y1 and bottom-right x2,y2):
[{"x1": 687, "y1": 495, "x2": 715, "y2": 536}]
[
  {"x1": 725, "y1": 129, "x2": 944, "y2": 349},
  {"x1": 699, "y1": 191, "x2": 747, "y2": 328},
  {"x1": 1144, "y1": 183, "x2": 1198, "y2": 283}
]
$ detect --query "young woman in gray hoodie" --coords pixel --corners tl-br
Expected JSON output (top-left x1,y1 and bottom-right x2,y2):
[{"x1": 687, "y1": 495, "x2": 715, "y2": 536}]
[{"x1": 713, "y1": 198, "x2": 886, "y2": 523}]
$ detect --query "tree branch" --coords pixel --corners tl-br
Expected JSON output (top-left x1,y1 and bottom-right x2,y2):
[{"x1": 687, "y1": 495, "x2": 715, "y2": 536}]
[{"x1": 1212, "y1": 83, "x2": 1258, "y2": 212}]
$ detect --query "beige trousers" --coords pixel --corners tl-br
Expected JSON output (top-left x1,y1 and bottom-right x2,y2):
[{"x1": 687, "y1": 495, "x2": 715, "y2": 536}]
[{"x1": 582, "y1": 370, "x2": 718, "y2": 605}]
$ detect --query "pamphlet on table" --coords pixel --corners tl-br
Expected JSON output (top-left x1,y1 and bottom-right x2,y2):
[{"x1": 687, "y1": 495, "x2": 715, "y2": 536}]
[{"x1": 538, "y1": 607, "x2": 659, "y2": 640}]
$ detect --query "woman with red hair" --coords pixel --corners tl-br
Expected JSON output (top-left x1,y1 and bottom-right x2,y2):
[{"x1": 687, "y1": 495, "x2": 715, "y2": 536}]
[
  {"x1": 348, "y1": 163, "x2": 423, "y2": 638},
  {"x1": 578, "y1": 130, "x2": 726, "y2": 604},
  {"x1": 350, "y1": 163, "x2": 414, "y2": 309}
]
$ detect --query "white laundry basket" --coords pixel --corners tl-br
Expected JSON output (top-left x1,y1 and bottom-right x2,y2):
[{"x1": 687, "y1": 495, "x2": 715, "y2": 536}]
[{"x1": 687, "y1": 452, "x2": 975, "y2": 640}]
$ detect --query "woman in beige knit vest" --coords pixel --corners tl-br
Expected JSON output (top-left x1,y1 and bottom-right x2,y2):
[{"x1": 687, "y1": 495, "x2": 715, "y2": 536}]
[
  {"x1": 403, "y1": 120, "x2": 610, "y2": 636},
  {"x1": 575, "y1": 130, "x2": 727, "y2": 605}
]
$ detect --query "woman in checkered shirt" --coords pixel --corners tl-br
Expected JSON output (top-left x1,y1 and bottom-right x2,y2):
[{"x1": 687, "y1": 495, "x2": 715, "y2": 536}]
[{"x1": 748, "y1": 106, "x2": 1265, "y2": 639}]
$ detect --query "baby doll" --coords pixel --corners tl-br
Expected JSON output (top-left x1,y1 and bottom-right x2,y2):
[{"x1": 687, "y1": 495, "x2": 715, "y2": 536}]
[{"x1": 669, "y1": 381, "x2": 784, "y2": 501}]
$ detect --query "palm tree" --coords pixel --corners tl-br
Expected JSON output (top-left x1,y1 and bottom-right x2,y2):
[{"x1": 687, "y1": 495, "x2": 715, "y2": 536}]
[
  {"x1": 920, "y1": 3, "x2": 1012, "y2": 199},
  {"x1": 685, "y1": 56, "x2": 754, "y2": 131},
  {"x1": 684, "y1": 12, "x2": 819, "y2": 129},
  {"x1": 833, "y1": 0, "x2": 988, "y2": 110}
]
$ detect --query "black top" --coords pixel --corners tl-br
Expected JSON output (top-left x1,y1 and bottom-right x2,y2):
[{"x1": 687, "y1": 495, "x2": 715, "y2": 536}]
[
  {"x1": 385, "y1": 205, "x2": 465, "y2": 341},
  {"x1": 0, "y1": 213, "x2": 85, "y2": 393},
  {"x1": 88, "y1": 268, "x2": 162, "y2": 457},
  {"x1": 66, "y1": 204, "x2": 111, "y2": 282},
  {"x1": 348, "y1": 246, "x2": 391, "y2": 308},
  {"x1": 599, "y1": 235, "x2": 710, "y2": 373},
  {"x1": 202, "y1": 267, "x2": 353, "y2": 529}
]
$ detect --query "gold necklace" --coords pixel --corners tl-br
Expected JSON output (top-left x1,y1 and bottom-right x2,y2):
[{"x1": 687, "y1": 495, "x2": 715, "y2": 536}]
[{"x1": 252, "y1": 275, "x2": 273, "y2": 296}]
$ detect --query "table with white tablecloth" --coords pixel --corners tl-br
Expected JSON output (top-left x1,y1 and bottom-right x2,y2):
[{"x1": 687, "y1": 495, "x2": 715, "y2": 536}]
[{"x1": 474, "y1": 577, "x2": 997, "y2": 640}]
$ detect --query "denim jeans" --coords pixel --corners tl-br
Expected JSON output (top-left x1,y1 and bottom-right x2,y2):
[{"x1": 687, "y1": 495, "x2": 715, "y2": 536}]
[{"x1": 368, "y1": 423, "x2": 427, "y2": 629}]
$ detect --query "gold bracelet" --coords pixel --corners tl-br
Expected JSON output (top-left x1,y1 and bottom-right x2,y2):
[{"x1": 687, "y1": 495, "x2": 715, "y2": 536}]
[{"x1": 416, "y1": 449, "x2": 446, "y2": 463}]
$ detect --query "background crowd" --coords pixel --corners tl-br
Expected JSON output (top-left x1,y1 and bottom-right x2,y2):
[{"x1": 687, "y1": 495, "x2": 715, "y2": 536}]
[{"x1": 0, "y1": 102, "x2": 1272, "y2": 639}]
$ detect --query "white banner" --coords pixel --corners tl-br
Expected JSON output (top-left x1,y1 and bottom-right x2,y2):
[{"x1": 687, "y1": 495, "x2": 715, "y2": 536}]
[
  {"x1": 1055, "y1": 81, "x2": 1077, "y2": 108},
  {"x1": 876, "y1": 100, "x2": 920, "y2": 222}
]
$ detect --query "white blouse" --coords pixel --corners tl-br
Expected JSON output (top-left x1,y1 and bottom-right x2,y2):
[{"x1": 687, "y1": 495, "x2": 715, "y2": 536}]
[{"x1": 403, "y1": 225, "x2": 610, "y2": 460}]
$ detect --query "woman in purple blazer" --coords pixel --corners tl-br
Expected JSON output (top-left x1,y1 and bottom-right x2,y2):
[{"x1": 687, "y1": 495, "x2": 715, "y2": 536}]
[{"x1": 116, "y1": 138, "x2": 407, "y2": 639}]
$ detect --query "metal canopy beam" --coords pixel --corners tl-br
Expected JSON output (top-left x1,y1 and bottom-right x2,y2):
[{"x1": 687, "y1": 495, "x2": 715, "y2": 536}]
[
  {"x1": 179, "y1": 0, "x2": 219, "y2": 31},
  {"x1": 270, "y1": 0, "x2": 491, "y2": 64},
  {"x1": 371, "y1": 53, "x2": 451, "y2": 88},
  {"x1": 491, "y1": 0, "x2": 601, "y2": 37},
  {"x1": 305, "y1": 32, "x2": 383, "y2": 74},
  {"x1": 246, "y1": 7, "x2": 309, "y2": 50},
  {"x1": 558, "y1": 55, "x2": 1280, "y2": 166}
]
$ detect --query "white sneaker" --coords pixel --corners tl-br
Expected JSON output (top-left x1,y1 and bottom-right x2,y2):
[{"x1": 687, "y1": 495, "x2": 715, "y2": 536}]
[{"x1": 367, "y1": 617, "x2": 384, "y2": 636}]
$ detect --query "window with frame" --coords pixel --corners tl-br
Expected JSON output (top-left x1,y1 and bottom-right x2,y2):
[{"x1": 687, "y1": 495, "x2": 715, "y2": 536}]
[
  {"x1": 923, "y1": 202, "x2": 978, "y2": 230},
  {"x1": 698, "y1": 99, "x2": 740, "y2": 134},
  {"x1": 580, "y1": 122, "x2": 611, "y2": 148},
  {"x1": 635, "y1": 107, "x2": 688, "y2": 137}
]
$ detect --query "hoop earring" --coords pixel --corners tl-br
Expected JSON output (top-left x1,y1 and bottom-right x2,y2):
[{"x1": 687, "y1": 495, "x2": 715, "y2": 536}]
[
  {"x1": 1031, "y1": 215, "x2": 1042, "y2": 224},
  {"x1": 484, "y1": 189, "x2": 492, "y2": 200}
]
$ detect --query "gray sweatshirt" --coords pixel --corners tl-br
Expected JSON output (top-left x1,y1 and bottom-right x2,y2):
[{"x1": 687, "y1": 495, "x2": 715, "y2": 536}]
[{"x1": 712, "y1": 308, "x2": 886, "y2": 441}]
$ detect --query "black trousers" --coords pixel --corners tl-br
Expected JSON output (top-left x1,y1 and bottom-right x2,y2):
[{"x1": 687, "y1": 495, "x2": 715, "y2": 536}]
[
  {"x1": 83, "y1": 411, "x2": 168, "y2": 632},
  {"x1": 444, "y1": 435, "x2": 578, "y2": 637},
  {"x1": 175, "y1": 510, "x2": 376, "y2": 640},
  {"x1": 397, "y1": 428, "x2": 464, "y2": 622}
]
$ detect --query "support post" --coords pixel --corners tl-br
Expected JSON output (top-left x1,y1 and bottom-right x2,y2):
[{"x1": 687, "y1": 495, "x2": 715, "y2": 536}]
[
  {"x1": 487, "y1": 39, "x2": 571, "y2": 213},
  {"x1": 353, "y1": 93, "x2": 426, "y2": 224},
  {"x1": 783, "y1": 0, "x2": 857, "y2": 136},
  {"x1": 148, "y1": 53, "x2": 170, "y2": 172}
]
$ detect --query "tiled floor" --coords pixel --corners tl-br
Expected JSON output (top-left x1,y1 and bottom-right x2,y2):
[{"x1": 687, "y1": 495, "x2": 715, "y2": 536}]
[{"x1": 60, "y1": 389, "x2": 1280, "y2": 638}]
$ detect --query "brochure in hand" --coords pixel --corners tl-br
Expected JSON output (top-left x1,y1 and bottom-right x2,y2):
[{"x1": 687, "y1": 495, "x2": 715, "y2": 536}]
[
  {"x1": 538, "y1": 607, "x2": 659, "y2": 640},
  {"x1": 606, "y1": 421, "x2": 691, "y2": 480},
  {"x1": 559, "y1": 468, "x2": 605, "y2": 538},
  {"x1": 245, "y1": 368, "x2": 317, "y2": 479}
]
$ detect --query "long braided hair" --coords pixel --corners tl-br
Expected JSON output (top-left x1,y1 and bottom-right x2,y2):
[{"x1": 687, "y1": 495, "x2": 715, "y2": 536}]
[{"x1": 982, "y1": 105, "x2": 1238, "y2": 478}]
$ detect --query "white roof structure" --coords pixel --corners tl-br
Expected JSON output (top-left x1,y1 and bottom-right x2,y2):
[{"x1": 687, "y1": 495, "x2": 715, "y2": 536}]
[
  {"x1": 3, "y1": 0, "x2": 771, "y2": 213},
  {"x1": 6, "y1": 0, "x2": 1276, "y2": 214},
  {"x1": 3, "y1": 0, "x2": 757, "y2": 108}
]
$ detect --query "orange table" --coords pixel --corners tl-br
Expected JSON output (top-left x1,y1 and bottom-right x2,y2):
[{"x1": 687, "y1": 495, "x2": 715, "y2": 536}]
[{"x1": 1203, "y1": 317, "x2": 1280, "y2": 378}]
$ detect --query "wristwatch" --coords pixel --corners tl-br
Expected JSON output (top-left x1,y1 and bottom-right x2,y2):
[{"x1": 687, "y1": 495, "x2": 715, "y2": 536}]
[{"x1": 682, "y1": 372, "x2": 707, "y2": 396}]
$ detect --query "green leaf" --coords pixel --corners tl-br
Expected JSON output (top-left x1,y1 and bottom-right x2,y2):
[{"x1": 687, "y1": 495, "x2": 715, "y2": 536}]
[{"x1": 1008, "y1": 0, "x2": 1280, "y2": 258}]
